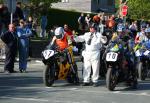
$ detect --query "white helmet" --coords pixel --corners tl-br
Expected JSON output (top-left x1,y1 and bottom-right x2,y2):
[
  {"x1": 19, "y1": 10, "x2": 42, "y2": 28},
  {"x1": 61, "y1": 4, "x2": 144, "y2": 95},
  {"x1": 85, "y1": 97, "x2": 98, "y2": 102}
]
[{"x1": 55, "y1": 27, "x2": 65, "y2": 39}]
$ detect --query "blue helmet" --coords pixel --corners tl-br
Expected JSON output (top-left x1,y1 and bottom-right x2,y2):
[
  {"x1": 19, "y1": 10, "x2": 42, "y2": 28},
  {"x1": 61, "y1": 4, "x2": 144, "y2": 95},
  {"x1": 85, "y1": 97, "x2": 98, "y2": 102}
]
[{"x1": 117, "y1": 23, "x2": 125, "y2": 32}]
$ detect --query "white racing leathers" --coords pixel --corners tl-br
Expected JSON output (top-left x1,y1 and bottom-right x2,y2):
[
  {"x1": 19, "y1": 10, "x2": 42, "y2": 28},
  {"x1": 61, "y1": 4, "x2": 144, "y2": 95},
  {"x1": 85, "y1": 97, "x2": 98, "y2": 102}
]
[{"x1": 74, "y1": 32, "x2": 107, "y2": 83}]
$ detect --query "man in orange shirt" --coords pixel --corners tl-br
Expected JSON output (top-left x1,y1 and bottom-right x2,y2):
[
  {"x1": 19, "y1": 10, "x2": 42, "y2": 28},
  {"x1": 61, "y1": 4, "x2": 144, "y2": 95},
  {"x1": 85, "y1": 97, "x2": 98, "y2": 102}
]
[{"x1": 64, "y1": 24, "x2": 74, "y2": 41}]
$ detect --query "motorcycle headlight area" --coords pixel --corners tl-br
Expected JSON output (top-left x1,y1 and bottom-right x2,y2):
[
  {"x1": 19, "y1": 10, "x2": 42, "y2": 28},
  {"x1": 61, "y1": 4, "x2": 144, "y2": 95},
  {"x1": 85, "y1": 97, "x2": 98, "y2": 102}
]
[
  {"x1": 135, "y1": 50, "x2": 141, "y2": 57},
  {"x1": 42, "y1": 50, "x2": 55, "y2": 60},
  {"x1": 143, "y1": 50, "x2": 150, "y2": 56},
  {"x1": 106, "y1": 52, "x2": 118, "y2": 62}
]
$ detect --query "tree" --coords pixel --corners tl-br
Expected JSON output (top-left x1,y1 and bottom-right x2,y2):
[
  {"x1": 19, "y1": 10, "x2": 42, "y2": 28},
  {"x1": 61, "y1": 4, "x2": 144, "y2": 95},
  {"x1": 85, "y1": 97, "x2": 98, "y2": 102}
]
[
  {"x1": 25, "y1": 0, "x2": 60, "y2": 16},
  {"x1": 127, "y1": 0, "x2": 150, "y2": 20}
]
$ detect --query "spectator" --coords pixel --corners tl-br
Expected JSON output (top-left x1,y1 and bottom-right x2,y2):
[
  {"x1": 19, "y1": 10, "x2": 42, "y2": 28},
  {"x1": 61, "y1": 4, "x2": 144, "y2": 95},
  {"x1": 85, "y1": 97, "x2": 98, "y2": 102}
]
[
  {"x1": 0, "y1": 24, "x2": 17, "y2": 73},
  {"x1": 93, "y1": 13, "x2": 101, "y2": 24},
  {"x1": 48, "y1": 25, "x2": 58, "y2": 41},
  {"x1": 0, "y1": 5, "x2": 10, "y2": 33},
  {"x1": 106, "y1": 15, "x2": 115, "y2": 31},
  {"x1": 26, "y1": 16, "x2": 38, "y2": 38},
  {"x1": 135, "y1": 25, "x2": 146, "y2": 44},
  {"x1": 40, "y1": 14, "x2": 48, "y2": 38},
  {"x1": 115, "y1": 15, "x2": 123, "y2": 31},
  {"x1": 16, "y1": 19, "x2": 32, "y2": 73},
  {"x1": 0, "y1": 3, "x2": 4, "y2": 35},
  {"x1": 23, "y1": 5, "x2": 29, "y2": 21},
  {"x1": 129, "y1": 21, "x2": 138, "y2": 38},
  {"x1": 78, "y1": 13, "x2": 85, "y2": 33},
  {"x1": 64, "y1": 24, "x2": 73, "y2": 41},
  {"x1": 85, "y1": 14, "x2": 91, "y2": 30},
  {"x1": 13, "y1": 2, "x2": 24, "y2": 25}
]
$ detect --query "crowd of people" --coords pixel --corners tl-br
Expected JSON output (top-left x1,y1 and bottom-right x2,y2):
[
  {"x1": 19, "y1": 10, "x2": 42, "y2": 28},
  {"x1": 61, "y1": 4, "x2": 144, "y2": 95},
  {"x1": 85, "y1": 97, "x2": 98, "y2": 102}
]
[
  {"x1": 75, "y1": 12, "x2": 150, "y2": 87},
  {"x1": 0, "y1": 2, "x2": 150, "y2": 88},
  {"x1": 0, "y1": 2, "x2": 35, "y2": 73},
  {"x1": 43, "y1": 12, "x2": 150, "y2": 87}
]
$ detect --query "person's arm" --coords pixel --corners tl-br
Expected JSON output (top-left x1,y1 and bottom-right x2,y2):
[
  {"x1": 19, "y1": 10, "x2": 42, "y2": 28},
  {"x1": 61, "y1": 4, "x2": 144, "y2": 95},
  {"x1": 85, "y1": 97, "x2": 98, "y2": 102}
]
[
  {"x1": 46, "y1": 36, "x2": 56, "y2": 49},
  {"x1": 100, "y1": 34, "x2": 107, "y2": 44},
  {"x1": 0, "y1": 31, "x2": 9, "y2": 44},
  {"x1": 135, "y1": 32, "x2": 140, "y2": 44},
  {"x1": 25, "y1": 28, "x2": 32, "y2": 37},
  {"x1": 74, "y1": 35, "x2": 85, "y2": 42}
]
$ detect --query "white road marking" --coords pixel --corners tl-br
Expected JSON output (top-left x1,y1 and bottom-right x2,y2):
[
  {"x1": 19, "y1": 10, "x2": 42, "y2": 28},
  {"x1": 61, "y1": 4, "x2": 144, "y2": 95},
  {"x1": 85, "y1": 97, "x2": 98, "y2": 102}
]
[
  {"x1": 0, "y1": 96, "x2": 89, "y2": 103},
  {"x1": 140, "y1": 92, "x2": 148, "y2": 95},
  {"x1": 0, "y1": 86, "x2": 150, "y2": 97},
  {"x1": 113, "y1": 91, "x2": 121, "y2": 93},
  {"x1": 35, "y1": 60, "x2": 42, "y2": 63},
  {"x1": 0, "y1": 96, "x2": 48, "y2": 102}
]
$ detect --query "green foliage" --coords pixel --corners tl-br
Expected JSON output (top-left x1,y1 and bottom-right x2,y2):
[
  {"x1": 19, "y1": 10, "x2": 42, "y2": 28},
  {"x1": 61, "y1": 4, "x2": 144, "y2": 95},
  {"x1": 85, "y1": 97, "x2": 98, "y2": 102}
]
[
  {"x1": 29, "y1": 0, "x2": 60, "y2": 8},
  {"x1": 24, "y1": 0, "x2": 60, "y2": 16},
  {"x1": 115, "y1": 0, "x2": 120, "y2": 9},
  {"x1": 127, "y1": 0, "x2": 150, "y2": 20},
  {"x1": 0, "y1": 0, "x2": 3, "y2": 3}
]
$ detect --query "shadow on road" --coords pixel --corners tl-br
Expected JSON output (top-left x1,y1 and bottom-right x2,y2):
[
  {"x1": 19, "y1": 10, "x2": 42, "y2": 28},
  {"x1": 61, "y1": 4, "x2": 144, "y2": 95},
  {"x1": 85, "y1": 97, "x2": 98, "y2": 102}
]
[{"x1": 113, "y1": 79, "x2": 150, "y2": 91}]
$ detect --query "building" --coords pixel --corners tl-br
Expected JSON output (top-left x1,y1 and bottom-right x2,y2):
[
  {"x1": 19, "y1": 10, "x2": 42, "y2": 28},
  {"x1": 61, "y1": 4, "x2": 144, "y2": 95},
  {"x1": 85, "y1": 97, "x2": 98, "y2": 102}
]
[{"x1": 52, "y1": 0, "x2": 115, "y2": 13}]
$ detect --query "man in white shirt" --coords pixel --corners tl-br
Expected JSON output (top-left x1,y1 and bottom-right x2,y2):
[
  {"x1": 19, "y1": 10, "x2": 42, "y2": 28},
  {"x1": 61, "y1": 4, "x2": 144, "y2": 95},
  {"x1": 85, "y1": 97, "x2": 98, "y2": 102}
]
[{"x1": 74, "y1": 23, "x2": 107, "y2": 86}]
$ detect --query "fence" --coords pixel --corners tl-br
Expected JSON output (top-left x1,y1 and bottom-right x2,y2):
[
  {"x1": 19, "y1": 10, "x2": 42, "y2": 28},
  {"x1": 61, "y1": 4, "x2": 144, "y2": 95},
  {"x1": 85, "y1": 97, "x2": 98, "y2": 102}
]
[{"x1": 0, "y1": 39, "x2": 5, "y2": 59}]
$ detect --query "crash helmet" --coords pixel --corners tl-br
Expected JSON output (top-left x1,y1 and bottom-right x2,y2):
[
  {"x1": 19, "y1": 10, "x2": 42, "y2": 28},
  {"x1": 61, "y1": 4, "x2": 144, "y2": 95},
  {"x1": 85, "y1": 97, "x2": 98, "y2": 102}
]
[
  {"x1": 55, "y1": 27, "x2": 65, "y2": 40},
  {"x1": 117, "y1": 23, "x2": 125, "y2": 32}
]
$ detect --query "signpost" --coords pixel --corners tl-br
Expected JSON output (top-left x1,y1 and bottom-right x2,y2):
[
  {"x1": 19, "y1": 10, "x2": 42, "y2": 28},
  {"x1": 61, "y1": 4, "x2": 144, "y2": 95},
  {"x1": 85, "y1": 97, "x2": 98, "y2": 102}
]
[
  {"x1": 121, "y1": 4, "x2": 128, "y2": 17},
  {"x1": 6, "y1": 0, "x2": 16, "y2": 24},
  {"x1": 121, "y1": 4, "x2": 128, "y2": 25}
]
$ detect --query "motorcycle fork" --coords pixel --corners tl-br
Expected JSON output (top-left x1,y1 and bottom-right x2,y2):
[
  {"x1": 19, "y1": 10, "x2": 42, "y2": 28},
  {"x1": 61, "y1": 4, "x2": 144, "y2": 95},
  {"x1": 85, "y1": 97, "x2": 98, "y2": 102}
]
[
  {"x1": 109, "y1": 65, "x2": 119, "y2": 78},
  {"x1": 66, "y1": 49, "x2": 76, "y2": 74}
]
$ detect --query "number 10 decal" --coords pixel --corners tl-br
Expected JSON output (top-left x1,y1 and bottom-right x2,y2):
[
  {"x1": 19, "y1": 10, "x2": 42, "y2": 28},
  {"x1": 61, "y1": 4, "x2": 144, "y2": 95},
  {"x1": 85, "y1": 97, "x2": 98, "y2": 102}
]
[{"x1": 106, "y1": 52, "x2": 118, "y2": 62}]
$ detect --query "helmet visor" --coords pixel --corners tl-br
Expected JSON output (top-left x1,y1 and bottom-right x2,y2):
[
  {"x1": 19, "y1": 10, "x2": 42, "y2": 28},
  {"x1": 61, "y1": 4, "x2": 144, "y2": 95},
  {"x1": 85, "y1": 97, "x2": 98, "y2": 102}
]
[{"x1": 56, "y1": 34, "x2": 63, "y2": 39}]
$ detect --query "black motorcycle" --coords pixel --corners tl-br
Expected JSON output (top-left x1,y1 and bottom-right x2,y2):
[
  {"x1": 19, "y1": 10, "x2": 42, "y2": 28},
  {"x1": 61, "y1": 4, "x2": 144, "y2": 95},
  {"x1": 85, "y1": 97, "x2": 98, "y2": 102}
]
[
  {"x1": 41, "y1": 46, "x2": 79, "y2": 87},
  {"x1": 105, "y1": 44, "x2": 137, "y2": 91}
]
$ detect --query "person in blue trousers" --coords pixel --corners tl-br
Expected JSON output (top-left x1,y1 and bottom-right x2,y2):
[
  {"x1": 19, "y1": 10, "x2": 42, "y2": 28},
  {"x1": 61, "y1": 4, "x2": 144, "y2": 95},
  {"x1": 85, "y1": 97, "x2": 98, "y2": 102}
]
[
  {"x1": 40, "y1": 15, "x2": 47, "y2": 38},
  {"x1": 16, "y1": 19, "x2": 32, "y2": 73}
]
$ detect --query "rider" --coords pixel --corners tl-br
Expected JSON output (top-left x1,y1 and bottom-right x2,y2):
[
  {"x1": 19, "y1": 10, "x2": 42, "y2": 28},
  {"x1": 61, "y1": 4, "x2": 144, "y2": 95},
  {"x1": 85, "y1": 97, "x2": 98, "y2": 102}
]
[
  {"x1": 106, "y1": 24, "x2": 137, "y2": 87},
  {"x1": 50, "y1": 27, "x2": 79, "y2": 83},
  {"x1": 135, "y1": 25, "x2": 147, "y2": 44}
]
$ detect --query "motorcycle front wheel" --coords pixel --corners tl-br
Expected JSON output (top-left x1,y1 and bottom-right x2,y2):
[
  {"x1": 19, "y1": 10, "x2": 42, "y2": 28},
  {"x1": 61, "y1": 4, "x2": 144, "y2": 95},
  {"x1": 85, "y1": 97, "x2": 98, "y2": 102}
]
[
  {"x1": 106, "y1": 68, "x2": 117, "y2": 91},
  {"x1": 43, "y1": 65, "x2": 55, "y2": 87}
]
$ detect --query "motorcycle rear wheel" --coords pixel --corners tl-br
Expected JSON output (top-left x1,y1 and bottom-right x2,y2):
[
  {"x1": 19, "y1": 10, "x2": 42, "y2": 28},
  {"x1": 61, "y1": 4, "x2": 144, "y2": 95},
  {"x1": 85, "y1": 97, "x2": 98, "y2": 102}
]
[{"x1": 67, "y1": 64, "x2": 79, "y2": 84}]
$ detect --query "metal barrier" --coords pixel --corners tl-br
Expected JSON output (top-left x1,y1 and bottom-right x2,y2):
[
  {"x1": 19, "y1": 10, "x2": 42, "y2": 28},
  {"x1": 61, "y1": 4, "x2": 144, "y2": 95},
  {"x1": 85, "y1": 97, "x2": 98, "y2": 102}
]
[{"x1": 0, "y1": 39, "x2": 5, "y2": 59}]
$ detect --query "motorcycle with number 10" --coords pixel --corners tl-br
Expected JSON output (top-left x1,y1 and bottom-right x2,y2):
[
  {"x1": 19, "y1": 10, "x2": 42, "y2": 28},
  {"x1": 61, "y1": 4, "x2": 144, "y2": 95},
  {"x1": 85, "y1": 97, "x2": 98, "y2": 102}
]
[{"x1": 105, "y1": 44, "x2": 137, "y2": 91}]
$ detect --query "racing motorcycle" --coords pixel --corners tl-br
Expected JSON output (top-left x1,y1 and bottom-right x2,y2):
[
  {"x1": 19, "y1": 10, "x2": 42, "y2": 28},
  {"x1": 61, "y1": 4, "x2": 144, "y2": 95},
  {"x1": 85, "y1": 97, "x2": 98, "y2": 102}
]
[
  {"x1": 41, "y1": 45, "x2": 79, "y2": 87},
  {"x1": 135, "y1": 47, "x2": 150, "y2": 80},
  {"x1": 105, "y1": 43, "x2": 137, "y2": 91}
]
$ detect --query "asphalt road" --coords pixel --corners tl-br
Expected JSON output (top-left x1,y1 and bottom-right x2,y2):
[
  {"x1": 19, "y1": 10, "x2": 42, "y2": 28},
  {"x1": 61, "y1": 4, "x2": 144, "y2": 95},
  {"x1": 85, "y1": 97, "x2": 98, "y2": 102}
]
[{"x1": 0, "y1": 60, "x2": 150, "y2": 103}]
